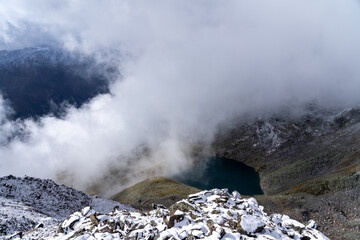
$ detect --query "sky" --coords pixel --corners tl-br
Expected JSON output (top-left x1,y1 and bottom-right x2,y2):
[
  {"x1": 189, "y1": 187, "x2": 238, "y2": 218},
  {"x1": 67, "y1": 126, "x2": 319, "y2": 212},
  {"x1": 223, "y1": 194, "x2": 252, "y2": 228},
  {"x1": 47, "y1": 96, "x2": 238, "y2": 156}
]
[{"x1": 0, "y1": 0, "x2": 360, "y2": 194}]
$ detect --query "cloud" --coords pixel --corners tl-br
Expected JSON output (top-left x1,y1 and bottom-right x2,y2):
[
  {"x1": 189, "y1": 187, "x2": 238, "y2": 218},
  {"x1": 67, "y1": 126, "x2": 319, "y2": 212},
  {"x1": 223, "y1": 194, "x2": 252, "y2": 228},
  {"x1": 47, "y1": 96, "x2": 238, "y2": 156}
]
[{"x1": 0, "y1": 0, "x2": 360, "y2": 193}]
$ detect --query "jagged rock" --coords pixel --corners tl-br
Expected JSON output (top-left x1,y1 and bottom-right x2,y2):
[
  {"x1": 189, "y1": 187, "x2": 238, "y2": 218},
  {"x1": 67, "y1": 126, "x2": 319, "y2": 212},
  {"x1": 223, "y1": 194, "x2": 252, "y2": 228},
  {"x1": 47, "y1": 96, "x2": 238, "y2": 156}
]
[
  {"x1": 169, "y1": 200, "x2": 196, "y2": 214},
  {"x1": 89, "y1": 214, "x2": 99, "y2": 225},
  {"x1": 167, "y1": 210, "x2": 185, "y2": 228},
  {"x1": 17, "y1": 188, "x2": 329, "y2": 240}
]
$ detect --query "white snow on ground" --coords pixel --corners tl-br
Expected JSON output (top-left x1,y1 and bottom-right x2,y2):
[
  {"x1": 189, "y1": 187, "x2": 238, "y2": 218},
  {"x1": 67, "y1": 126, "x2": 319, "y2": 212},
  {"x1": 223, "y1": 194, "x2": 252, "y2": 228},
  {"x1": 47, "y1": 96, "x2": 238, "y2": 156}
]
[
  {"x1": 0, "y1": 175, "x2": 133, "y2": 237},
  {"x1": 16, "y1": 188, "x2": 329, "y2": 240},
  {"x1": 0, "y1": 196, "x2": 57, "y2": 237}
]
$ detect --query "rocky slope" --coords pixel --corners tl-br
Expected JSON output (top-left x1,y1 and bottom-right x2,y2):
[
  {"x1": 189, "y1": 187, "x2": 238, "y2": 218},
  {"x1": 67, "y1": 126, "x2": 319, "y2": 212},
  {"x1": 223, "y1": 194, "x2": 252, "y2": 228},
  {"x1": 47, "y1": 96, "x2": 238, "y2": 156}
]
[
  {"x1": 0, "y1": 196, "x2": 57, "y2": 238},
  {"x1": 15, "y1": 188, "x2": 328, "y2": 240},
  {"x1": 0, "y1": 175, "x2": 133, "y2": 237},
  {"x1": 213, "y1": 106, "x2": 360, "y2": 239}
]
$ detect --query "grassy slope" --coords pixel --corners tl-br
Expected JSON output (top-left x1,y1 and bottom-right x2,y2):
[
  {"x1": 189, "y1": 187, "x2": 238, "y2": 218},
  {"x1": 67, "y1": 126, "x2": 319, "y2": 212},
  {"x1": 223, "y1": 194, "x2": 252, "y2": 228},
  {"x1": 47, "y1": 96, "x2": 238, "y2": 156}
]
[{"x1": 111, "y1": 177, "x2": 200, "y2": 210}]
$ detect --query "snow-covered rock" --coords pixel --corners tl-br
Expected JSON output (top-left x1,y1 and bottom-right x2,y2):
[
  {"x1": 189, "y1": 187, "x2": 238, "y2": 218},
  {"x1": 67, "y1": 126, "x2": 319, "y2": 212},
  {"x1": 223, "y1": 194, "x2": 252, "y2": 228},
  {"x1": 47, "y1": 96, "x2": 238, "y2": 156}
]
[
  {"x1": 17, "y1": 188, "x2": 329, "y2": 240},
  {"x1": 0, "y1": 196, "x2": 57, "y2": 237},
  {"x1": 0, "y1": 175, "x2": 133, "y2": 236}
]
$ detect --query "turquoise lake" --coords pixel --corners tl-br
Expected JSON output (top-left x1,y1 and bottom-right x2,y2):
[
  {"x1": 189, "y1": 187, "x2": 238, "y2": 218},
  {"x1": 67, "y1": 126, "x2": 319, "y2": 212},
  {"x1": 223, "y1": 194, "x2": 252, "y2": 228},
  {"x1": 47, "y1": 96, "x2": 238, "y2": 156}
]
[{"x1": 173, "y1": 157, "x2": 263, "y2": 195}]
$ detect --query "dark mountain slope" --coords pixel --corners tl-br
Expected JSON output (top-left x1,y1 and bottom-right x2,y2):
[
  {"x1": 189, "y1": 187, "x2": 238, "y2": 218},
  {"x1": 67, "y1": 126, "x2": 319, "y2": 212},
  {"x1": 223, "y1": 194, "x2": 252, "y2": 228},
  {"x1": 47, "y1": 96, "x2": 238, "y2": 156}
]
[
  {"x1": 0, "y1": 47, "x2": 116, "y2": 119},
  {"x1": 213, "y1": 107, "x2": 360, "y2": 239}
]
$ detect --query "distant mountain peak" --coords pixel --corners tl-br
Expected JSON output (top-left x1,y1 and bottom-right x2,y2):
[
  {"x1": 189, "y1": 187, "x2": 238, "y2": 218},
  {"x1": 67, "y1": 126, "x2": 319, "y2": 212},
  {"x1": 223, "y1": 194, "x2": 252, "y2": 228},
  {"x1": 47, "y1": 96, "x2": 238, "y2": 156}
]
[{"x1": 0, "y1": 46, "x2": 118, "y2": 119}]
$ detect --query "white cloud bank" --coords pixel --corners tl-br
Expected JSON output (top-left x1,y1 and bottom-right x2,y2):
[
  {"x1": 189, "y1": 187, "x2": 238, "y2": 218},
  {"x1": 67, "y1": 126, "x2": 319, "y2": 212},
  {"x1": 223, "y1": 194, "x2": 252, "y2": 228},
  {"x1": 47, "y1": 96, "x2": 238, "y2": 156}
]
[{"x1": 0, "y1": 0, "x2": 360, "y2": 193}]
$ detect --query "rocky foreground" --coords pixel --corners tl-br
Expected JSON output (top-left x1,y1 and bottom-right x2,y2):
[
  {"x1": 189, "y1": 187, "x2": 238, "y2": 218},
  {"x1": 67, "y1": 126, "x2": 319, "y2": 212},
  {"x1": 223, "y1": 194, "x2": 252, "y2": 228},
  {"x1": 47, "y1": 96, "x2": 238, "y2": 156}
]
[
  {"x1": 0, "y1": 175, "x2": 133, "y2": 237},
  {"x1": 5, "y1": 187, "x2": 328, "y2": 240}
]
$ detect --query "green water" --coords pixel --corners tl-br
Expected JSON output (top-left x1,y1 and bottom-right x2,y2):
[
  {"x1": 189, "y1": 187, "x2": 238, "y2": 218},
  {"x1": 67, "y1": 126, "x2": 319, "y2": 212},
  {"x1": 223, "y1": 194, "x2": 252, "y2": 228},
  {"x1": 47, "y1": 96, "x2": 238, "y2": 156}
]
[{"x1": 173, "y1": 157, "x2": 263, "y2": 195}]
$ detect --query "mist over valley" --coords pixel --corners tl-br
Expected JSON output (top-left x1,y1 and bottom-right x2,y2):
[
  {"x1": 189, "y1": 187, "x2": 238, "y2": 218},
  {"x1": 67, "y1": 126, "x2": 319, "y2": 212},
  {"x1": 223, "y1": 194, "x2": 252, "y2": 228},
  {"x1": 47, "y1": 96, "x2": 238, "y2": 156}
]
[{"x1": 0, "y1": 1, "x2": 360, "y2": 239}]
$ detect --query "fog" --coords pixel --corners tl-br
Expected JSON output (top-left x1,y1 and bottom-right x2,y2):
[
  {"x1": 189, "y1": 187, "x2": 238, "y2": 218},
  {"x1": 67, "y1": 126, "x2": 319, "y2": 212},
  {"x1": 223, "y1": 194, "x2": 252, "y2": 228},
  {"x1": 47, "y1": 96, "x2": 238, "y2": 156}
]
[{"x1": 0, "y1": 0, "x2": 360, "y2": 194}]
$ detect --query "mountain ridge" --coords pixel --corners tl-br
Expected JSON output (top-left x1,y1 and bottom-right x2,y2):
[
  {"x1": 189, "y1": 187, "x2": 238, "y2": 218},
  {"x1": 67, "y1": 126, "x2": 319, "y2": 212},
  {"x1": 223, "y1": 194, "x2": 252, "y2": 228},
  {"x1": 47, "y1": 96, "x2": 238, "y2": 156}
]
[
  {"x1": 0, "y1": 175, "x2": 133, "y2": 236},
  {"x1": 213, "y1": 106, "x2": 360, "y2": 239},
  {"x1": 0, "y1": 46, "x2": 117, "y2": 119}
]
